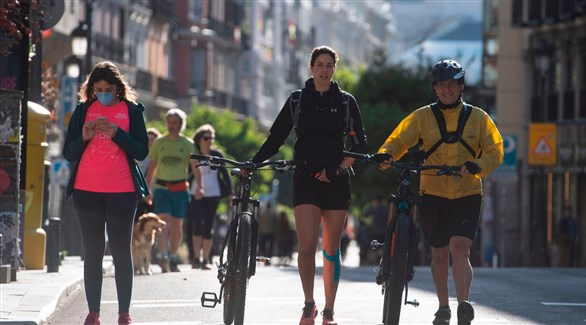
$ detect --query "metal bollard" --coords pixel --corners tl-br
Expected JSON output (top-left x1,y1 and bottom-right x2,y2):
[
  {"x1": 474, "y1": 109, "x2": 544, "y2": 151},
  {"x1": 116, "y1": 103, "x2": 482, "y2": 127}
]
[{"x1": 46, "y1": 217, "x2": 61, "y2": 273}]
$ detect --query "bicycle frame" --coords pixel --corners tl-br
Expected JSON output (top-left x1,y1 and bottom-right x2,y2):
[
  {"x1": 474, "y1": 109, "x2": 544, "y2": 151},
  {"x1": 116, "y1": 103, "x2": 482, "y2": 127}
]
[
  {"x1": 193, "y1": 154, "x2": 299, "y2": 325},
  {"x1": 343, "y1": 151, "x2": 460, "y2": 325}
]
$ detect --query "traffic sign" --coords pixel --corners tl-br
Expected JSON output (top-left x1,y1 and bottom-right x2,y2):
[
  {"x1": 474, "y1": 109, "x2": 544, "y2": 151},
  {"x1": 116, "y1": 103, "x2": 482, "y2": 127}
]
[
  {"x1": 528, "y1": 123, "x2": 556, "y2": 166},
  {"x1": 497, "y1": 134, "x2": 517, "y2": 172}
]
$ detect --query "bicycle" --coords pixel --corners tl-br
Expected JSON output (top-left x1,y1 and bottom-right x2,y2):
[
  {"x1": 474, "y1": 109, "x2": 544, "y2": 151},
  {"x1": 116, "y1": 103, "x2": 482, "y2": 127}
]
[
  {"x1": 191, "y1": 153, "x2": 300, "y2": 325},
  {"x1": 343, "y1": 150, "x2": 461, "y2": 325}
]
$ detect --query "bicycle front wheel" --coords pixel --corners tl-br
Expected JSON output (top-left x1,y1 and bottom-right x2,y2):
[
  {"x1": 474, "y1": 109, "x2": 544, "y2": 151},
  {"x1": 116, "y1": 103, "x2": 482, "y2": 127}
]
[
  {"x1": 233, "y1": 212, "x2": 252, "y2": 325},
  {"x1": 383, "y1": 212, "x2": 410, "y2": 325}
]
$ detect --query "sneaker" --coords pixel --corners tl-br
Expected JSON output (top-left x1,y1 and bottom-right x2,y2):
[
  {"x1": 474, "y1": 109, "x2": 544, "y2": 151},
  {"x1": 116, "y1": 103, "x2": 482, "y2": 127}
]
[
  {"x1": 457, "y1": 301, "x2": 474, "y2": 325},
  {"x1": 158, "y1": 254, "x2": 170, "y2": 273},
  {"x1": 299, "y1": 305, "x2": 318, "y2": 325},
  {"x1": 192, "y1": 259, "x2": 201, "y2": 269},
  {"x1": 118, "y1": 312, "x2": 132, "y2": 325},
  {"x1": 433, "y1": 306, "x2": 451, "y2": 325},
  {"x1": 202, "y1": 259, "x2": 212, "y2": 270},
  {"x1": 321, "y1": 309, "x2": 337, "y2": 325},
  {"x1": 83, "y1": 311, "x2": 100, "y2": 325},
  {"x1": 169, "y1": 256, "x2": 181, "y2": 272}
]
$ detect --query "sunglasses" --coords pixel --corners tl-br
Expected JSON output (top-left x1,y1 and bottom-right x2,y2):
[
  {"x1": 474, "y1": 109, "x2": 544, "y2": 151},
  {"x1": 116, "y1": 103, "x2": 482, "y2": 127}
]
[{"x1": 202, "y1": 136, "x2": 215, "y2": 141}]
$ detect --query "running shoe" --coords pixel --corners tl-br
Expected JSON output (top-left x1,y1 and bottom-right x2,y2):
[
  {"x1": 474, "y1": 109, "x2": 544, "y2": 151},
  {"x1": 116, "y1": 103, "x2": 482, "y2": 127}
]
[
  {"x1": 433, "y1": 306, "x2": 451, "y2": 325},
  {"x1": 299, "y1": 305, "x2": 318, "y2": 325},
  {"x1": 83, "y1": 311, "x2": 100, "y2": 325},
  {"x1": 169, "y1": 256, "x2": 181, "y2": 272},
  {"x1": 117, "y1": 312, "x2": 132, "y2": 325},
  {"x1": 457, "y1": 300, "x2": 474, "y2": 325},
  {"x1": 202, "y1": 259, "x2": 212, "y2": 270},
  {"x1": 158, "y1": 253, "x2": 170, "y2": 273}
]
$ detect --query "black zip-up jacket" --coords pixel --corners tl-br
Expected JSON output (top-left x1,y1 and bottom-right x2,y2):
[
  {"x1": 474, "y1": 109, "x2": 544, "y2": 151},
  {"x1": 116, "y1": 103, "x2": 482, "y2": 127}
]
[
  {"x1": 252, "y1": 78, "x2": 367, "y2": 173},
  {"x1": 62, "y1": 99, "x2": 150, "y2": 198}
]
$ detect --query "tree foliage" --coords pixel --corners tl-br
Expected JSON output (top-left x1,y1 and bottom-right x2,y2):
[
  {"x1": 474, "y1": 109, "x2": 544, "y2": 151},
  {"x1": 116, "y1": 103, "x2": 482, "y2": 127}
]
[
  {"x1": 147, "y1": 104, "x2": 295, "y2": 206},
  {"x1": 349, "y1": 62, "x2": 437, "y2": 213},
  {"x1": 0, "y1": 0, "x2": 43, "y2": 57}
]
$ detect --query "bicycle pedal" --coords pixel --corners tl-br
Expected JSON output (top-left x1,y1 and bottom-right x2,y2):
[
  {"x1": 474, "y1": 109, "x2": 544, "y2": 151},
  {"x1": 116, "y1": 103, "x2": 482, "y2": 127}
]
[
  {"x1": 370, "y1": 240, "x2": 384, "y2": 250},
  {"x1": 406, "y1": 299, "x2": 419, "y2": 307},
  {"x1": 256, "y1": 256, "x2": 271, "y2": 263},
  {"x1": 201, "y1": 291, "x2": 219, "y2": 308}
]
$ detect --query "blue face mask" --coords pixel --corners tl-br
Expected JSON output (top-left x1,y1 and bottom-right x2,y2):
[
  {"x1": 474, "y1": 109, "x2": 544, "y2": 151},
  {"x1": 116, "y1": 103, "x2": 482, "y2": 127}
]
[{"x1": 96, "y1": 92, "x2": 115, "y2": 106}]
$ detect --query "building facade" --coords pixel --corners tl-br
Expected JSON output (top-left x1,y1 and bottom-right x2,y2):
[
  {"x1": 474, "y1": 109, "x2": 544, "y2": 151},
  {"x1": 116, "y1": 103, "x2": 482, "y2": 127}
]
[{"x1": 489, "y1": 0, "x2": 586, "y2": 266}]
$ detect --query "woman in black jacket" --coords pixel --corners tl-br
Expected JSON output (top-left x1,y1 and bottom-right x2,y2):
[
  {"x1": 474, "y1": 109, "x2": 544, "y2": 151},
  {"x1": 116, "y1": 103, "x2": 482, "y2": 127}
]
[
  {"x1": 251, "y1": 46, "x2": 367, "y2": 325},
  {"x1": 63, "y1": 61, "x2": 149, "y2": 325}
]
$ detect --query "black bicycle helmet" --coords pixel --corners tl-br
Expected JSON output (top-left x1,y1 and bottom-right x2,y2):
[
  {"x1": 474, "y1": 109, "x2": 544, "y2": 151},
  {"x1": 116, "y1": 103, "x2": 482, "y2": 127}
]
[{"x1": 429, "y1": 59, "x2": 465, "y2": 85}]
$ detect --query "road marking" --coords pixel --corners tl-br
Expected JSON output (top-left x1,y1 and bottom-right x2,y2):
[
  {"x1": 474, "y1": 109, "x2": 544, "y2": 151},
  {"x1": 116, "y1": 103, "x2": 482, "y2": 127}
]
[{"x1": 541, "y1": 302, "x2": 586, "y2": 307}]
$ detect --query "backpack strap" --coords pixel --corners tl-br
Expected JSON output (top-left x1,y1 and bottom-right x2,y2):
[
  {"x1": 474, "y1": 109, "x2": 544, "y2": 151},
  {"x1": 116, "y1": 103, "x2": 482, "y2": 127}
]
[
  {"x1": 423, "y1": 103, "x2": 476, "y2": 160},
  {"x1": 290, "y1": 89, "x2": 302, "y2": 130},
  {"x1": 341, "y1": 91, "x2": 359, "y2": 146}
]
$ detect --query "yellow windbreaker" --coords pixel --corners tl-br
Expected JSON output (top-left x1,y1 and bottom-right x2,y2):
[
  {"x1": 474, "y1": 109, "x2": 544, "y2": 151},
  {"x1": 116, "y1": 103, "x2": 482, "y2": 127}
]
[{"x1": 378, "y1": 102, "x2": 503, "y2": 199}]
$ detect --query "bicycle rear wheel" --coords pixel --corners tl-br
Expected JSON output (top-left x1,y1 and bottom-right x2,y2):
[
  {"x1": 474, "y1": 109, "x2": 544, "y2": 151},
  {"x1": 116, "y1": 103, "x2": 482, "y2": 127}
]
[
  {"x1": 233, "y1": 212, "x2": 252, "y2": 325},
  {"x1": 383, "y1": 212, "x2": 410, "y2": 325}
]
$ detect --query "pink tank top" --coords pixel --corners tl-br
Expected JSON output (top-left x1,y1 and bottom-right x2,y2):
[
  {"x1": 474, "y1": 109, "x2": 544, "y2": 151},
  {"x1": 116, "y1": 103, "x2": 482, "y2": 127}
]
[{"x1": 74, "y1": 101, "x2": 135, "y2": 193}]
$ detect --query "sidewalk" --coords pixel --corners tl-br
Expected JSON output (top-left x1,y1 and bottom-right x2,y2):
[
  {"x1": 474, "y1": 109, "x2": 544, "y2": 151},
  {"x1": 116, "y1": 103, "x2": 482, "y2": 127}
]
[
  {"x1": 0, "y1": 242, "x2": 360, "y2": 325},
  {"x1": 0, "y1": 256, "x2": 113, "y2": 325}
]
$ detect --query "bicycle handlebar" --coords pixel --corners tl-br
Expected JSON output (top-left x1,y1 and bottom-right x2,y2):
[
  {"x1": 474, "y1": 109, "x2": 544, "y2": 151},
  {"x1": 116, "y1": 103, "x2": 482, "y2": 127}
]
[
  {"x1": 190, "y1": 153, "x2": 304, "y2": 171},
  {"x1": 342, "y1": 151, "x2": 461, "y2": 175}
]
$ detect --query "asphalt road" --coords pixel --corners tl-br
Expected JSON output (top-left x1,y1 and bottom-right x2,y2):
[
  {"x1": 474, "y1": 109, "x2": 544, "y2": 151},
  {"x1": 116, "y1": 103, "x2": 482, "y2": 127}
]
[{"x1": 46, "y1": 248, "x2": 586, "y2": 325}]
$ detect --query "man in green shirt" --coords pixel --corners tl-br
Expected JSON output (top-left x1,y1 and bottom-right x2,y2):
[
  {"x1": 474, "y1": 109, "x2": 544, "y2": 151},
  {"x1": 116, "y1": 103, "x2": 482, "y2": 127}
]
[{"x1": 147, "y1": 108, "x2": 201, "y2": 272}]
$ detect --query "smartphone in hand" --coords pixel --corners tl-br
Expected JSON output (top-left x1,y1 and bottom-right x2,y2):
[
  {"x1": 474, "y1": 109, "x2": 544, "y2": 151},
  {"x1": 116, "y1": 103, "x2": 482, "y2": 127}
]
[{"x1": 96, "y1": 116, "x2": 108, "y2": 125}]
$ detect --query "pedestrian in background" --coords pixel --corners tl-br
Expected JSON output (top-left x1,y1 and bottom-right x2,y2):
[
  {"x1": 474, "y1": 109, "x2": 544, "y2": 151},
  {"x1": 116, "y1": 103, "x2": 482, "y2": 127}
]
[
  {"x1": 250, "y1": 45, "x2": 367, "y2": 325},
  {"x1": 377, "y1": 59, "x2": 503, "y2": 325},
  {"x1": 188, "y1": 123, "x2": 233, "y2": 270},
  {"x1": 63, "y1": 61, "x2": 149, "y2": 325},
  {"x1": 258, "y1": 201, "x2": 277, "y2": 265},
  {"x1": 135, "y1": 128, "x2": 161, "y2": 221},
  {"x1": 276, "y1": 210, "x2": 294, "y2": 266},
  {"x1": 360, "y1": 196, "x2": 387, "y2": 265},
  {"x1": 558, "y1": 203, "x2": 580, "y2": 267},
  {"x1": 146, "y1": 108, "x2": 200, "y2": 273}
]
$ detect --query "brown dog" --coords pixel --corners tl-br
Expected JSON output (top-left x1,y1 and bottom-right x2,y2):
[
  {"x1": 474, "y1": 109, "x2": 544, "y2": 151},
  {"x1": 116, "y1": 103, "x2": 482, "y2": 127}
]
[{"x1": 132, "y1": 213, "x2": 166, "y2": 275}]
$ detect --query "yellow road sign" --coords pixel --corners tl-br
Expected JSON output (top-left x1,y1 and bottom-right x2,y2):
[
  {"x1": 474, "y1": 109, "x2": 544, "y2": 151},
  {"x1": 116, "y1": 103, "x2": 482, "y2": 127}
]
[{"x1": 528, "y1": 123, "x2": 556, "y2": 166}]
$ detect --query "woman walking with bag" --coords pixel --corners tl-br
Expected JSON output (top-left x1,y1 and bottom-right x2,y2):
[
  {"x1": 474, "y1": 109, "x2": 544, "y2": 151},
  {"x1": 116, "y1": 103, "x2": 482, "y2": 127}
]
[{"x1": 189, "y1": 124, "x2": 233, "y2": 270}]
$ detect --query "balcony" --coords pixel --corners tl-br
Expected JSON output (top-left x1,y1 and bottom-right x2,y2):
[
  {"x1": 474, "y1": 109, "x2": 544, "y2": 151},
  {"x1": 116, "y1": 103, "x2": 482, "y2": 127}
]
[
  {"x1": 157, "y1": 77, "x2": 175, "y2": 99},
  {"x1": 93, "y1": 34, "x2": 125, "y2": 63},
  {"x1": 207, "y1": 17, "x2": 236, "y2": 43},
  {"x1": 150, "y1": 0, "x2": 174, "y2": 20},
  {"x1": 135, "y1": 69, "x2": 153, "y2": 92}
]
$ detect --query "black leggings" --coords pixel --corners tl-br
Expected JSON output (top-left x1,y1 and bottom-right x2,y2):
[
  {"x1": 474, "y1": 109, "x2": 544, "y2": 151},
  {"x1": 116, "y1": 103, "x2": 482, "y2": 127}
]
[
  {"x1": 73, "y1": 190, "x2": 138, "y2": 313},
  {"x1": 190, "y1": 197, "x2": 220, "y2": 239}
]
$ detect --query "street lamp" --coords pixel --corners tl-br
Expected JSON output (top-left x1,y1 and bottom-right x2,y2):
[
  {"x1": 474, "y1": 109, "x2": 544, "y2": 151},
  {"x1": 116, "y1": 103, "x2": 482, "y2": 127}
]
[{"x1": 71, "y1": 23, "x2": 88, "y2": 57}]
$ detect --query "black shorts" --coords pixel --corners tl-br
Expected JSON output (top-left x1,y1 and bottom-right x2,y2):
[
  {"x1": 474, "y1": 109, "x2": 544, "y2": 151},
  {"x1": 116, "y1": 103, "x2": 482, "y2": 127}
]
[
  {"x1": 293, "y1": 172, "x2": 351, "y2": 210},
  {"x1": 418, "y1": 194, "x2": 482, "y2": 248}
]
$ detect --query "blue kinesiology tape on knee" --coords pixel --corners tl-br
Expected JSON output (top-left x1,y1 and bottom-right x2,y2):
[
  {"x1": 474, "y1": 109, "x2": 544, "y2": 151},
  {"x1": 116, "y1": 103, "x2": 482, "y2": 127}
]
[{"x1": 322, "y1": 249, "x2": 341, "y2": 282}]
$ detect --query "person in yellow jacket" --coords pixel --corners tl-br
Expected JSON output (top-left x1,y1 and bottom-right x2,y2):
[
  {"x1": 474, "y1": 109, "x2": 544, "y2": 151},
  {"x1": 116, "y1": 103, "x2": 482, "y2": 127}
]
[{"x1": 377, "y1": 59, "x2": 503, "y2": 325}]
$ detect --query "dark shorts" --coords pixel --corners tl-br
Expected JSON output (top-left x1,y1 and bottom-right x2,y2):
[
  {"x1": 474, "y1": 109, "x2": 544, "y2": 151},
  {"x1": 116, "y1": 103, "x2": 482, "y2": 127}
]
[
  {"x1": 293, "y1": 172, "x2": 350, "y2": 210},
  {"x1": 418, "y1": 194, "x2": 482, "y2": 247},
  {"x1": 153, "y1": 188, "x2": 190, "y2": 219}
]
